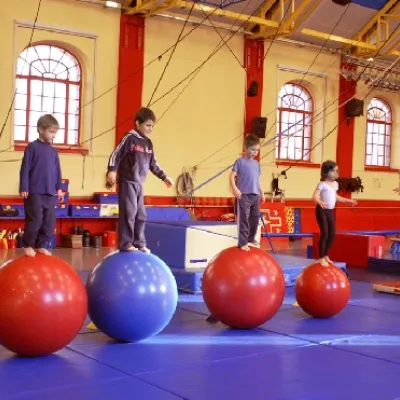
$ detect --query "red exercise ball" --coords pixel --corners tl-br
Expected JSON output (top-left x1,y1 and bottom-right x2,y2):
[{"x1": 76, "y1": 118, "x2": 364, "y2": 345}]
[
  {"x1": 202, "y1": 246, "x2": 285, "y2": 329},
  {"x1": 0, "y1": 254, "x2": 87, "y2": 357},
  {"x1": 295, "y1": 262, "x2": 350, "y2": 318}
]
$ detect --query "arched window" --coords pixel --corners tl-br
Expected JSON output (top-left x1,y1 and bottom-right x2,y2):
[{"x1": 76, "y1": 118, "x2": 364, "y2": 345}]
[
  {"x1": 14, "y1": 44, "x2": 82, "y2": 146},
  {"x1": 276, "y1": 83, "x2": 313, "y2": 161},
  {"x1": 365, "y1": 97, "x2": 392, "y2": 167}
]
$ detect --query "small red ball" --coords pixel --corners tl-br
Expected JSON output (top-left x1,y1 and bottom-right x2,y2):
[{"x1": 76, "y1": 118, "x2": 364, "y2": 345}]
[
  {"x1": 295, "y1": 262, "x2": 350, "y2": 318},
  {"x1": 0, "y1": 254, "x2": 87, "y2": 357},
  {"x1": 202, "y1": 246, "x2": 285, "y2": 329}
]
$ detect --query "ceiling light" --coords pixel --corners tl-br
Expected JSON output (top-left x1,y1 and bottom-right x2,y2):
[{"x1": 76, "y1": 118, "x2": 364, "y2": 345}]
[{"x1": 105, "y1": 1, "x2": 120, "y2": 8}]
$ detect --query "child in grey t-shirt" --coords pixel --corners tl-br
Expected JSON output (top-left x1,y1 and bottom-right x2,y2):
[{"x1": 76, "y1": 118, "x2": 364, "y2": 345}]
[{"x1": 230, "y1": 134, "x2": 265, "y2": 251}]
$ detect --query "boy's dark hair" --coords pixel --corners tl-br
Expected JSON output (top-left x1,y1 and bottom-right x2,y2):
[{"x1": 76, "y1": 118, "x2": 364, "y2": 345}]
[
  {"x1": 244, "y1": 134, "x2": 260, "y2": 149},
  {"x1": 320, "y1": 160, "x2": 338, "y2": 180},
  {"x1": 37, "y1": 114, "x2": 59, "y2": 131},
  {"x1": 134, "y1": 107, "x2": 156, "y2": 124}
]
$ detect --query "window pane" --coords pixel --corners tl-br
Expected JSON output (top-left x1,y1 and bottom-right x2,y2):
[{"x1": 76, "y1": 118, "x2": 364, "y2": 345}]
[
  {"x1": 57, "y1": 70, "x2": 68, "y2": 80},
  {"x1": 55, "y1": 83, "x2": 66, "y2": 98},
  {"x1": 14, "y1": 109, "x2": 27, "y2": 126},
  {"x1": 68, "y1": 99, "x2": 79, "y2": 114},
  {"x1": 16, "y1": 79, "x2": 28, "y2": 94},
  {"x1": 54, "y1": 97, "x2": 66, "y2": 113},
  {"x1": 43, "y1": 81, "x2": 55, "y2": 97},
  {"x1": 30, "y1": 61, "x2": 44, "y2": 77},
  {"x1": 42, "y1": 97, "x2": 54, "y2": 114},
  {"x1": 35, "y1": 45, "x2": 51, "y2": 59},
  {"x1": 14, "y1": 125, "x2": 26, "y2": 141},
  {"x1": 30, "y1": 95, "x2": 42, "y2": 112},
  {"x1": 15, "y1": 94, "x2": 27, "y2": 110},
  {"x1": 68, "y1": 114, "x2": 79, "y2": 131},
  {"x1": 17, "y1": 59, "x2": 30, "y2": 75},
  {"x1": 54, "y1": 64, "x2": 67, "y2": 78},
  {"x1": 54, "y1": 129, "x2": 65, "y2": 144},
  {"x1": 54, "y1": 113, "x2": 65, "y2": 128},
  {"x1": 68, "y1": 129, "x2": 79, "y2": 145},
  {"x1": 28, "y1": 126, "x2": 38, "y2": 142},
  {"x1": 69, "y1": 84, "x2": 80, "y2": 100},
  {"x1": 50, "y1": 46, "x2": 64, "y2": 61},
  {"x1": 30, "y1": 111, "x2": 43, "y2": 127},
  {"x1": 69, "y1": 66, "x2": 80, "y2": 82},
  {"x1": 30, "y1": 80, "x2": 42, "y2": 96}
]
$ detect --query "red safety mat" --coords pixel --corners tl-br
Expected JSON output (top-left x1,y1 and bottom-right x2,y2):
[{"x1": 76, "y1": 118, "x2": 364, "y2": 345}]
[{"x1": 373, "y1": 282, "x2": 400, "y2": 295}]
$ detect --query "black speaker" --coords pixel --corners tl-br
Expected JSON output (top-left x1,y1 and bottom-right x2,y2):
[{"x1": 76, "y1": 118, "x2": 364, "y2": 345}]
[
  {"x1": 332, "y1": 0, "x2": 351, "y2": 5},
  {"x1": 247, "y1": 81, "x2": 258, "y2": 97},
  {"x1": 252, "y1": 117, "x2": 267, "y2": 138},
  {"x1": 345, "y1": 98, "x2": 364, "y2": 117}
]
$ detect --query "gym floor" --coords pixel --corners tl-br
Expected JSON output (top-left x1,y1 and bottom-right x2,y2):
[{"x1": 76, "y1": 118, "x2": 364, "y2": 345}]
[{"x1": 2, "y1": 240, "x2": 400, "y2": 400}]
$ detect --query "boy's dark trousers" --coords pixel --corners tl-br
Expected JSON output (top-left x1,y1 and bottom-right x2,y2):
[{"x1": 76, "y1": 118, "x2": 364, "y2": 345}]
[
  {"x1": 118, "y1": 181, "x2": 147, "y2": 250},
  {"x1": 23, "y1": 194, "x2": 56, "y2": 248},
  {"x1": 237, "y1": 193, "x2": 260, "y2": 247}
]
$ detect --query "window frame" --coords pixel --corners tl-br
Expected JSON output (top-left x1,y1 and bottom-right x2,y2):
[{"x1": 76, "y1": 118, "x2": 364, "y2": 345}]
[
  {"x1": 364, "y1": 97, "x2": 393, "y2": 171},
  {"x1": 13, "y1": 43, "x2": 87, "y2": 154},
  {"x1": 275, "y1": 82, "x2": 317, "y2": 167}
]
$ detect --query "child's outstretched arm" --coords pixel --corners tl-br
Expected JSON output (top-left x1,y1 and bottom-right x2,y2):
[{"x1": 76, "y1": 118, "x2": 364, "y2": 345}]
[
  {"x1": 336, "y1": 193, "x2": 357, "y2": 206},
  {"x1": 149, "y1": 152, "x2": 174, "y2": 188}
]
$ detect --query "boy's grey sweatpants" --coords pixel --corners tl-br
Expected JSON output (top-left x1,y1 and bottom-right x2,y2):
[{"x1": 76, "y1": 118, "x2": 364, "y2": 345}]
[
  {"x1": 237, "y1": 193, "x2": 260, "y2": 247},
  {"x1": 118, "y1": 181, "x2": 147, "y2": 250}
]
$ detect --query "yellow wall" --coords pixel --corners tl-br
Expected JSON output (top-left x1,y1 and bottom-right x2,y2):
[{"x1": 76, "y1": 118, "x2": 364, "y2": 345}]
[
  {"x1": 353, "y1": 85, "x2": 400, "y2": 201},
  {"x1": 0, "y1": 0, "x2": 120, "y2": 196},
  {"x1": 142, "y1": 16, "x2": 245, "y2": 197},
  {"x1": 260, "y1": 42, "x2": 340, "y2": 199},
  {"x1": 0, "y1": 3, "x2": 398, "y2": 201}
]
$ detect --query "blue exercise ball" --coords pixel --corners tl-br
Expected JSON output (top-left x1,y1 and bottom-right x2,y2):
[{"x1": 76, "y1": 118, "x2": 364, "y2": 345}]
[{"x1": 86, "y1": 250, "x2": 178, "y2": 342}]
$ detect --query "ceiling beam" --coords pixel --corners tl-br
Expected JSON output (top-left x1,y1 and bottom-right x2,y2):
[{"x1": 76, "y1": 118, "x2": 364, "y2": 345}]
[
  {"x1": 125, "y1": 0, "x2": 280, "y2": 28},
  {"x1": 246, "y1": 0, "x2": 280, "y2": 32},
  {"x1": 278, "y1": 0, "x2": 317, "y2": 35},
  {"x1": 300, "y1": 28, "x2": 377, "y2": 50},
  {"x1": 356, "y1": 0, "x2": 399, "y2": 40},
  {"x1": 247, "y1": 0, "x2": 320, "y2": 40},
  {"x1": 343, "y1": 0, "x2": 400, "y2": 54},
  {"x1": 287, "y1": 0, "x2": 319, "y2": 34},
  {"x1": 382, "y1": 24, "x2": 400, "y2": 56}
]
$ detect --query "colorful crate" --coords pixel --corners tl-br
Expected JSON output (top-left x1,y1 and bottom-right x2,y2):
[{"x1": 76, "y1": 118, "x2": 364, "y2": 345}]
[
  {"x1": 70, "y1": 204, "x2": 100, "y2": 218},
  {"x1": 0, "y1": 204, "x2": 25, "y2": 218},
  {"x1": 55, "y1": 204, "x2": 69, "y2": 218},
  {"x1": 93, "y1": 192, "x2": 118, "y2": 204}
]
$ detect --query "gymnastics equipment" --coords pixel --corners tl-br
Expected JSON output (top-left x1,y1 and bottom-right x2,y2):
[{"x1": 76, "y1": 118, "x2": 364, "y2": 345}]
[
  {"x1": 295, "y1": 262, "x2": 351, "y2": 318},
  {"x1": 0, "y1": 255, "x2": 87, "y2": 357},
  {"x1": 202, "y1": 246, "x2": 285, "y2": 329},
  {"x1": 86, "y1": 250, "x2": 178, "y2": 342}
]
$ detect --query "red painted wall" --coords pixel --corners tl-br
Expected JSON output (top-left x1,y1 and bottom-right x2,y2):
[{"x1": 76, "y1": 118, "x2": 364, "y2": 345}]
[
  {"x1": 336, "y1": 59, "x2": 357, "y2": 197},
  {"x1": 115, "y1": 15, "x2": 145, "y2": 145},
  {"x1": 244, "y1": 39, "x2": 264, "y2": 161}
]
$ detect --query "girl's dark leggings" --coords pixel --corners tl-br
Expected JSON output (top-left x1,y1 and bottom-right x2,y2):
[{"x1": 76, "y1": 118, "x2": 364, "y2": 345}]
[{"x1": 315, "y1": 205, "x2": 335, "y2": 258}]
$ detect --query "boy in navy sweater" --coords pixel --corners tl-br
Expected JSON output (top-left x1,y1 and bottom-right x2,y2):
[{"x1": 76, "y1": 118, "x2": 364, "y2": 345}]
[
  {"x1": 19, "y1": 114, "x2": 64, "y2": 257},
  {"x1": 106, "y1": 107, "x2": 174, "y2": 253}
]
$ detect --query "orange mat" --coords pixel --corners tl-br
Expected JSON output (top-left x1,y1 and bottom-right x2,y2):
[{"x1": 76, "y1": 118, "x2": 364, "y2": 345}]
[{"x1": 373, "y1": 281, "x2": 400, "y2": 295}]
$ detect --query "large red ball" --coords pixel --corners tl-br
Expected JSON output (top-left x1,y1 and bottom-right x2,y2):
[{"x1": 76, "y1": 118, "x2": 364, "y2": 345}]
[
  {"x1": 202, "y1": 247, "x2": 285, "y2": 329},
  {"x1": 0, "y1": 255, "x2": 88, "y2": 357},
  {"x1": 295, "y1": 263, "x2": 350, "y2": 318}
]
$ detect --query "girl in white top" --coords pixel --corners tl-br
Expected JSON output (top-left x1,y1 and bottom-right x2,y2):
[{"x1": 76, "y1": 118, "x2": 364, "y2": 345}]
[{"x1": 312, "y1": 160, "x2": 357, "y2": 267}]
